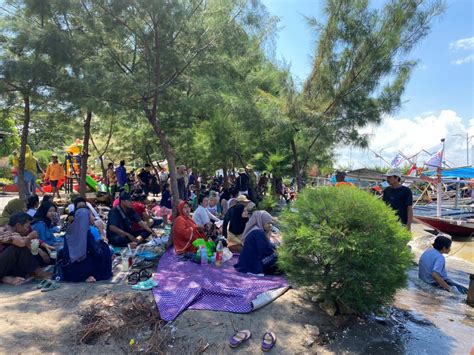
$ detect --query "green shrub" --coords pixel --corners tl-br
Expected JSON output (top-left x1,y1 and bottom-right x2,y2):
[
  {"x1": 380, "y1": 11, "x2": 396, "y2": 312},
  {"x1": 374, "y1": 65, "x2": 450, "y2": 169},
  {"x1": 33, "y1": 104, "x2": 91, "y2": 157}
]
[
  {"x1": 0, "y1": 167, "x2": 12, "y2": 179},
  {"x1": 34, "y1": 150, "x2": 53, "y2": 170},
  {"x1": 258, "y1": 195, "x2": 278, "y2": 212},
  {"x1": 278, "y1": 187, "x2": 412, "y2": 314}
]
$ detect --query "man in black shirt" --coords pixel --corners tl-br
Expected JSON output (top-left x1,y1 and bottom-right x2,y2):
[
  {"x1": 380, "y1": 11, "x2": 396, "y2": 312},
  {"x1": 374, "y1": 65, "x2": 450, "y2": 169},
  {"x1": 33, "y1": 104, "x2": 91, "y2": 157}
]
[
  {"x1": 107, "y1": 192, "x2": 155, "y2": 247},
  {"x1": 382, "y1": 167, "x2": 413, "y2": 231},
  {"x1": 138, "y1": 164, "x2": 152, "y2": 195}
]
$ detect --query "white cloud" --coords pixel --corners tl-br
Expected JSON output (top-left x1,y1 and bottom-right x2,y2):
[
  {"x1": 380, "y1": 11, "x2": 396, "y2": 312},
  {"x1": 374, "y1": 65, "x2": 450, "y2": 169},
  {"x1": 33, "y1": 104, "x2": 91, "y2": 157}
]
[
  {"x1": 336, "y1": 110, "x2": 473, "y2": 169},
  {"x1": 449, "y1": 37, "x2": 474, "y2": 50},
  {"x1": 451, "y1": 54, "x2": 474, "y2": 65}
]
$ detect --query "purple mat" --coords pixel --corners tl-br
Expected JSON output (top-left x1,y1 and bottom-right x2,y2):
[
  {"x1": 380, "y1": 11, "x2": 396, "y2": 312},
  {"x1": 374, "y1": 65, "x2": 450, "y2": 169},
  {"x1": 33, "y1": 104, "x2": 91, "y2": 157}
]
[{"x1": 152, "y1": 248, "x2": 288, "y2": 321}]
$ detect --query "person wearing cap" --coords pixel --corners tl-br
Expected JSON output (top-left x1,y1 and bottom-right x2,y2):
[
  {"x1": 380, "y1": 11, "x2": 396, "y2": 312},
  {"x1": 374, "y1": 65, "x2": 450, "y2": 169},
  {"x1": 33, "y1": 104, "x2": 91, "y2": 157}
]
[
  {"x1": 44, "y1": 154, "x2": 65, "y2": 199},
  {"x1": 222, "y1": 195, "x2": 250, "y2": 252},
  {"x1": 235, "y1": 168, "x2": 250, "y2": 196},
  {"x1": 106, "y1": 192, "x2": 157, "y2": 247},
  {"x1": 382, "y1": 167, "x2": 413, "y2": 231},
  {"x1": 335, "y1": 171, "x2": 355, "y2": 188}
]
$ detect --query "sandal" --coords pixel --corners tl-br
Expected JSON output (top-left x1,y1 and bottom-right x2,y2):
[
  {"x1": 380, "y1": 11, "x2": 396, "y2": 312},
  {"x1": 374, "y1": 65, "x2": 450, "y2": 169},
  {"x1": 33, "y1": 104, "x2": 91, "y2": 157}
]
[
  {"x1": 36, "y1": 279, "x2": 50, "y2": 289},
  {"x1": 229, "y1": 330, "x2": 251, "y2": 348},
  {"x1": 128, "y1": 268, "x2": 152, "y2": 285},
  {"x1": 131, "y1": 278, "x2": 158, "y2": 291},
  {"x1": 261, "y1": 331, "x2": 276, "y2": 352},
  {"x1": 41, "y1": 280, "x2": 61, "y2": 292}
]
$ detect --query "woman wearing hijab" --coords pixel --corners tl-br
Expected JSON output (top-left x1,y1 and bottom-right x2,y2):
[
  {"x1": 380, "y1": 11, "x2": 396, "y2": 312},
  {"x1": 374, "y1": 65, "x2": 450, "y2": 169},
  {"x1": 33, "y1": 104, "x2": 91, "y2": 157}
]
[
  {"x1": 235, "y1": 211, "x2": 279, "y2": 275},
  {"x1": 0, "y1": 199, "x2": 26, "y2": 227},
  {"x1": 172, "y1": 200, "x2": 206, "y2": 255},
  {"x1": 31, "y1": 201, "x2": 58, "y2": 246},
  {"x1": 60, "y1": 208, "x2": 112, "y2": 283}
]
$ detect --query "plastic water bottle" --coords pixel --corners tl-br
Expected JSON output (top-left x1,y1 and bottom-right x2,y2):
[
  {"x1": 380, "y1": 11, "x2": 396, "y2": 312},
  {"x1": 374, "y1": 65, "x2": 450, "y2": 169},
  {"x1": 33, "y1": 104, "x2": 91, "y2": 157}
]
[
  {"x1": 200, "y1": 245, "x2": 208, "y2": 265},
  {"x1": 215, "y1": 241, "x2": 223, "y2": 267}
]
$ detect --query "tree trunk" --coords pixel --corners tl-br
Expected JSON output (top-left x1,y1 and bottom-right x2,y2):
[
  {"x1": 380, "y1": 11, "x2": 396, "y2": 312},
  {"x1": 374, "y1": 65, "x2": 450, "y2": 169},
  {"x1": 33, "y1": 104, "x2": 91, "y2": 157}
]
[
  {"x1": 223, "y1": 165, "x2": 229, "y2": 189},
  {"x1": 79, "y1": 111, "x2": 92, "y2": 197},
  {"x1": 290, "y1": 137, "x2": 304, "y2": 191},
  {"x1": 17, "y1": 96, "x2": 31, "y2": 199},
  {"x1": 147, "y1": 116, "x2": 179, "y2": 217}
]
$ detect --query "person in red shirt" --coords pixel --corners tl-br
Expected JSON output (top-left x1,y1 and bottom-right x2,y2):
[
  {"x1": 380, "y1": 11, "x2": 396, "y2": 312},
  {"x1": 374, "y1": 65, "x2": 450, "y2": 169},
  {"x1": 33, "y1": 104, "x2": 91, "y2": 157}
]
[{"x1": 131, "y1": 193, "x2": 162, "y2": 234}]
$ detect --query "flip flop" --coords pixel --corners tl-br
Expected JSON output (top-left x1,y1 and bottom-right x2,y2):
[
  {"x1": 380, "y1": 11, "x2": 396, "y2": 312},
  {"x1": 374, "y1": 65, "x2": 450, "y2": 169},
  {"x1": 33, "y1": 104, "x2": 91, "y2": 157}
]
[
  {"x1": 261, "y1": 331, "x2": 276, "y2": 352},
  {"x1": 41, "y1": 281, "x2": 61, "y2": 292},
  {"x1": 36, "y1": 279, "x2": 50, "y2": 289},
  {"x1": 131, "y1": 278, "x2": 158, "y2": 291},
  {"x1": 229, "y1": 330, "x2": 251, "y2": 348}
]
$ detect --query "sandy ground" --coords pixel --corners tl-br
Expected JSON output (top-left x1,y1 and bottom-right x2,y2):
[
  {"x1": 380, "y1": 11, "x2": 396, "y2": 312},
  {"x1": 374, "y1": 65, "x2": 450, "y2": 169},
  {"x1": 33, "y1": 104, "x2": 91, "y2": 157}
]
[{"x1": 0, "y1": 193, "x2": 473, "y2": 354}]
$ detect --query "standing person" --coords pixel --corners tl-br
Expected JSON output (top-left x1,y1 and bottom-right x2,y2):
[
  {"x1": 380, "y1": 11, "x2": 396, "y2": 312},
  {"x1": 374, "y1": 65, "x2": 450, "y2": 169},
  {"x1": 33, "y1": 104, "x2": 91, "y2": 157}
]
[
  {"x1": 106, "y1": 162, "x2": 118, "y2": 201},
  {"x1": 235, "y1": 168, "x2": 250, "y2": 196},
  {"x1": 382, "y1": 167, "x2": 413, "y2": 231},
  {"x1": 44, "y1": 154, "x2": 65, "y2": 200},
  {"x1": 177, "y1": 165, "x2": 188, "y2": 201},
  {"x1": 116, "y1": 160, "x2": 127, "y2": 190},
  {"x1": 418, "y1": 235, "x2": 468, "y2": 294},
  {"x1": 159, "y1": 168, "x2": 169, "y2": 185},
  {"x1": 138, "y1": 164, "x2": 152, "y2": 195},
  {"x1": 258, "y1": 173, "x2": 269, "y2": 196},
  {"x1": 188, "y1": 168, "x2": 195, "y2": 188}
]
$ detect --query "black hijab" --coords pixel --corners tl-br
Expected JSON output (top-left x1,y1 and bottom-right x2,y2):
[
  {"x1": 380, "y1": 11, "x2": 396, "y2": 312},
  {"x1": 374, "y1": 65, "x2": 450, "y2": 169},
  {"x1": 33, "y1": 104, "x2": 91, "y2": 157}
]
[{"x1": 33, "y1": 201, "x2": 56, "y2": 227}]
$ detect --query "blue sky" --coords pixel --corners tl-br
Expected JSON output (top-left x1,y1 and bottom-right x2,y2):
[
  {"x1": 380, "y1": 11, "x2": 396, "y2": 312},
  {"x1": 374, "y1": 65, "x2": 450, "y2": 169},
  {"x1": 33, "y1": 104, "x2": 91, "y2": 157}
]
[{"x1": 261, "y1": 0, "x2": 474, "y2": 167}]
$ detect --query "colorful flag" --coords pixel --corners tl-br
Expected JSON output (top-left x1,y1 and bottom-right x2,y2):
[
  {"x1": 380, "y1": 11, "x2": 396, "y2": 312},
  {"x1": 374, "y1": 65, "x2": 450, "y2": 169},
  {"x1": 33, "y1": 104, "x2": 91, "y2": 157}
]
[
  {"x1": 390, "y1": 153, "x2": 404, "y2": 167},
  {"x1": 425, "y1": 149, "x2": 443, "y2": 170},
  {"x1": 407, "y1": 164, "x2": 418, "y2": 176}
]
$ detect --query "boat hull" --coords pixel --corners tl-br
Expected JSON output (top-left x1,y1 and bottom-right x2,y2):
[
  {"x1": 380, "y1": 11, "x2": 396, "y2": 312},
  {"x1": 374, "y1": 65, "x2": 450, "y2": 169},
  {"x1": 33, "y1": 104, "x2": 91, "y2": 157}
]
[{"x1": 415, "y1": 215, "x2": 474, "y2": 237}]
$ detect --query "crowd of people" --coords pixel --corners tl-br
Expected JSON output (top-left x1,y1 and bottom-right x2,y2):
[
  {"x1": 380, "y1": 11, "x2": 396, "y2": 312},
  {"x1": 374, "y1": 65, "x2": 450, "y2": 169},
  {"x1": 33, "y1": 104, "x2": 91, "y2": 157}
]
[
  {"x1": 0, "y1": 159, "x2": 471, "y2": 301},
  {"x1": 0, "y1": 161, "x2": 282, "y2": 286}
]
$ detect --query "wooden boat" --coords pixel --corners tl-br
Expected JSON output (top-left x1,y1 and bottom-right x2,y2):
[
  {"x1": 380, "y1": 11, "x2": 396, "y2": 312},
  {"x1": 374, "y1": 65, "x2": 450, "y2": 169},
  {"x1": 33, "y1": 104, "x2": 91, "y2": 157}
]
[{"x1": 415, "y1": 214, "x2": 474, "y2": 237}]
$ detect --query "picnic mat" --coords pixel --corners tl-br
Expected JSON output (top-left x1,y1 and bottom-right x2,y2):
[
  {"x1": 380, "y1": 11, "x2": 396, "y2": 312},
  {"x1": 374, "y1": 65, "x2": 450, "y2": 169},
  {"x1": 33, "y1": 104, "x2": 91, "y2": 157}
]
[{"x1": 152, "y1": 248, "x2": 289, "y2": 321}]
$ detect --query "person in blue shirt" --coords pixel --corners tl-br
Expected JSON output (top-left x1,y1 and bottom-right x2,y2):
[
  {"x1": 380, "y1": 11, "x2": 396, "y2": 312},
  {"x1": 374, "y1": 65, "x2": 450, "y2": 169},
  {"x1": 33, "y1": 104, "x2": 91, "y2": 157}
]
[
  {"x1": 116, "y1": 160, "x2": 127, "y2": 189},
  {"x1": 31, "y1": 201, "x2": 60, "y2": 247},
  {"x1": 418, "y1": 235, "x2": 468, "y2": 294}
]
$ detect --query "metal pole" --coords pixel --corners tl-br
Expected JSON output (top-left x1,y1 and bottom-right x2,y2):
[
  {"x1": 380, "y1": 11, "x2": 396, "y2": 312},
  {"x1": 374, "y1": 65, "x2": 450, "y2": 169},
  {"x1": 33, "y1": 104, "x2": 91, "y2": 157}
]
[
  {"x1": 436, "y1": 138, "x2": 445, "y2": 218},
  {"x1": 467, "y1": 133, "x2": 469, "y2": 166},
  {"x1": 454, "y1": 177, "x2": 460, "y2": 209}
]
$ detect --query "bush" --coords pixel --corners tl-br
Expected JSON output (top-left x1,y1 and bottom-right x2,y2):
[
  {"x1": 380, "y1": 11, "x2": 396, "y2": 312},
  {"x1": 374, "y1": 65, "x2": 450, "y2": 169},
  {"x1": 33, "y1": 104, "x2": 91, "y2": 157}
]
[
  {"x1": 35, "y1": 150, "x2": 53, "y2": 170},
  {"x1": 278, "y1": 187, "x2": 412, "y2": 314},
  {"x1": 0, "y1": 177, "x2": 14, "y2": 186},
  {"x1": 258, "y1": 195, "x2": 278, "y2": 212},
  {"x1": 0, "y1": 167, "x2": 12, "y2": 179}
]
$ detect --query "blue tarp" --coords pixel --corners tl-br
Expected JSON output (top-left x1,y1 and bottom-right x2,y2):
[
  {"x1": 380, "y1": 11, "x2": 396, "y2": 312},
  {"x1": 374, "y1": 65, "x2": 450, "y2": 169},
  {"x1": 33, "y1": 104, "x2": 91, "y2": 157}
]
[{"x1": 425, "y1": 167, "x2": 474, "y2": 179}]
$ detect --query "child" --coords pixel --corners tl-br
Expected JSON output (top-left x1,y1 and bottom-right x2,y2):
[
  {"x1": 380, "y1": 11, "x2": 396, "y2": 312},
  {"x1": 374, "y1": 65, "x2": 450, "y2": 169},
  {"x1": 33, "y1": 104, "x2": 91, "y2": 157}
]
[{"x1": 156, "y1": 183, "x2": 172, "y2": 225}]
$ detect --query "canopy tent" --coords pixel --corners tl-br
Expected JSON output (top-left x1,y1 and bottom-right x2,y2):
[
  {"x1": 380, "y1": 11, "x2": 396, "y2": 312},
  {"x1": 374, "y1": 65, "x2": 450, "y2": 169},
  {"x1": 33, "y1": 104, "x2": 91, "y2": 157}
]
[{"x1": 424, "y1": 167, "x2": 474, "y2": 179}]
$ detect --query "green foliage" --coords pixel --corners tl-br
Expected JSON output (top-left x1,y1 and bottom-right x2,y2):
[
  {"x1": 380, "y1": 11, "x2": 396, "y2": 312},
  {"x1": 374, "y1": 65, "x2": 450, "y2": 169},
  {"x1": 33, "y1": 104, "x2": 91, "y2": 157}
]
[
  {"x1": 278, "y1": 187, "x2": 412, "y2": 314},
  {"x1": 0, "y1": 167, "x2": 12, "y2": 180},
  {"x1": 0, "y1": 115, "x2": 19, "y2": 156},
  {"x1": 34, "y1": 150, "x2": 53, "y2": 170},
  {"x1": 258, "y1": 195, "x2": 278, "y2": 212}
]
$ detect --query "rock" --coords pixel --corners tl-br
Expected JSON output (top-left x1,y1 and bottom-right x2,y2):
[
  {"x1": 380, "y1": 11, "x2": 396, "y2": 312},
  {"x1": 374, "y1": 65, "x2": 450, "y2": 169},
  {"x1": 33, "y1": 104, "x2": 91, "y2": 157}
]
[
  {"x1": 304, "y1": 337, "x2": 315, "y2": 347},
  {"x1": 319, "y1": 300, "x2": 337, "y2": 316},
  {"x1": 304, "y1": 324, "x2": 320, "y2": 337}
]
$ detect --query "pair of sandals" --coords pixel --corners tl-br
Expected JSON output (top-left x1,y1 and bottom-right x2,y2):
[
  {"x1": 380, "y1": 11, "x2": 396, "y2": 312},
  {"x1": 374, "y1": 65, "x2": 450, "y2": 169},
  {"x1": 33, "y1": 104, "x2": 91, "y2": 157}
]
[
  {"x1": 131, "y1": 277, "x2": 158, "y2": 291},
  {"x1": 36, "y1": 279, "x2": 61, "y2": 292},
  {"x1": 229, "y1": 330, "x2": 276, "y2": 352}
]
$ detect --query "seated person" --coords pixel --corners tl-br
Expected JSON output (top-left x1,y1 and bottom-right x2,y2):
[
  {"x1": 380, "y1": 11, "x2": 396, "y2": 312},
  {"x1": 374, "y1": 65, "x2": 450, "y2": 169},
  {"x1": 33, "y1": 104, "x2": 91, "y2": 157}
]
[
  {"x1": 222, "y1": 195, "x2": 250, "y2": 251},
  {"x1": 69, "y1": 197, "x2": 107, "y2": 243},
  {"x1": 0, "y1": 198, "x2": 26, "y2": 227},
  {"x1": 60, "y1": 208, "x2": 112, "y2": 283},
  {"x1": 106, "y1": 192, "x2": 157, "y2": 247},
  {"x1": 155, "y1": 183, "x2": 172, "y2": 225},
  {"x1": 172, "y1": 201, "x2": 206, "y2": 255},
  {"x1": 419, "y1": 235, "x2": 468, "y2": 294},
  {"x1": 206, "y1": 194, "x2": 220, "y2": 216},
  {"x1": 26, "y1": 195, "x2": 40, "y2": 217},
  {"x1": 235, "y1": 211, "x2": 279, "y2": 275},
  {"x1": 193, "y1": 195, "x2": 221, "y2": 229},
  {"x1": 131, "y1": 193, "x2": 162, "y2": 231},
  {"x1": 31, "y1": 201, "x2": 60, "y2": 246},
  {"x1": 0, "y1": 212, "x2": 52, "y2": 285}
]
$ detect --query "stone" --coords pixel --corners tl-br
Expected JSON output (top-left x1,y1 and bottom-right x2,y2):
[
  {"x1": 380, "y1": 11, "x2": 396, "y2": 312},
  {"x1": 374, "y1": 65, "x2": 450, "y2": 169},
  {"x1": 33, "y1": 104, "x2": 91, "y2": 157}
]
[
  {"x1": 304, "y1": 324, "x2": 320, "y2": 337},
  {"x1": 304, "y1": 337, "x2": 316, "y2": 347}
]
